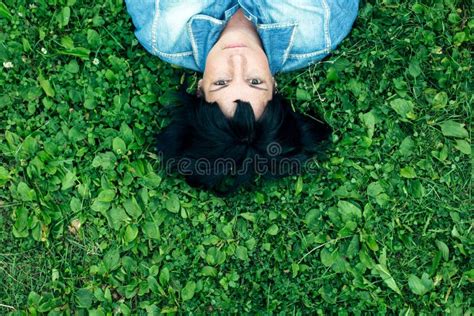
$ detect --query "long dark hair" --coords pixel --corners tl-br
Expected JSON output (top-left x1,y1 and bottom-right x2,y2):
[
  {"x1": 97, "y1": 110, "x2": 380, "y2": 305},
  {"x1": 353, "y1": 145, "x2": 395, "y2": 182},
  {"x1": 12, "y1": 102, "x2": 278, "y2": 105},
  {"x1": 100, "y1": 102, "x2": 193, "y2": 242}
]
[{"x1": 156, "y1": 90, "x2": 331, "y2": 194}]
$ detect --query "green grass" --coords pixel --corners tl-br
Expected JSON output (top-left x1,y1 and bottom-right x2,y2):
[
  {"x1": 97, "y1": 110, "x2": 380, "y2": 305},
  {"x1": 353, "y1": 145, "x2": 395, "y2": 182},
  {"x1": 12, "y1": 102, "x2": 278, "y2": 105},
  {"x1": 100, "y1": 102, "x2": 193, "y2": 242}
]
[{"x1": 0, "y1": 0, "x2": 472, "y2": 314}]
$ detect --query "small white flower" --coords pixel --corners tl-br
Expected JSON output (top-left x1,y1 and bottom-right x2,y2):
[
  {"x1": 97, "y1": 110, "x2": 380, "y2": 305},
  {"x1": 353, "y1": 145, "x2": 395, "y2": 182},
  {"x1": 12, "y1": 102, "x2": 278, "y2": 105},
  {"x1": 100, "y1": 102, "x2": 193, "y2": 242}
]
[
  {"x1": 29, "y1": 4, "x2": 37, "y2": 9},
  {"x1": 3, "y1": 61, "x2": 14, "y2": 69},
  {"x1": 41, "y1": 47, "x2": 47, "y2": 54},
  {"x1": 18, "y1": 12, "x2": 23, "y2": 17},
  {"x1": 92, "y1": 58, "x2": 100, "y2": 65}
]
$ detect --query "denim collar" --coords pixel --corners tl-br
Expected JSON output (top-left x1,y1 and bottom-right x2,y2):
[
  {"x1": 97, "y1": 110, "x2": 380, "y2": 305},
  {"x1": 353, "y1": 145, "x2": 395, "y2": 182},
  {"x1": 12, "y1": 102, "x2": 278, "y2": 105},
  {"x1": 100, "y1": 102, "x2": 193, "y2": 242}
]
[{"x1": 187, "y1": 4, "x2": 296, "y2": 74}]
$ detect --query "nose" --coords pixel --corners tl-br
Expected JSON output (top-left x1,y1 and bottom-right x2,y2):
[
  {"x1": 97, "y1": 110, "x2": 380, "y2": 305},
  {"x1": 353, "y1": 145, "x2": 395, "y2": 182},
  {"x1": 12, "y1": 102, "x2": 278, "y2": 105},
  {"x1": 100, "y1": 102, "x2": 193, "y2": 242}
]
[{"x1": 229, "y1": 54, "x2": 246, "y2": 78}]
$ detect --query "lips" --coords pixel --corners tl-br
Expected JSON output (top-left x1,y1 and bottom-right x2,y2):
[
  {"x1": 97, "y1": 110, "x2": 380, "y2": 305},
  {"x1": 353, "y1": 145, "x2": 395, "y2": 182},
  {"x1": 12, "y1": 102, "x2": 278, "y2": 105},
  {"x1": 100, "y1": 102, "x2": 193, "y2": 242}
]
[{"x1": 224, "y1": 44, "x2": 247, "y2": 49}]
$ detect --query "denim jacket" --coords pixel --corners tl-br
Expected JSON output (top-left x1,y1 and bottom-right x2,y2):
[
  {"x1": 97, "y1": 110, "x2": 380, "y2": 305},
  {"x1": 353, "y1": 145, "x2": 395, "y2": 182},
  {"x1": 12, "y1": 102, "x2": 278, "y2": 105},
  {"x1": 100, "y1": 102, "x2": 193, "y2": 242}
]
[{"x1": 125, "y1": 0, "x2": 359, "y2": 74}]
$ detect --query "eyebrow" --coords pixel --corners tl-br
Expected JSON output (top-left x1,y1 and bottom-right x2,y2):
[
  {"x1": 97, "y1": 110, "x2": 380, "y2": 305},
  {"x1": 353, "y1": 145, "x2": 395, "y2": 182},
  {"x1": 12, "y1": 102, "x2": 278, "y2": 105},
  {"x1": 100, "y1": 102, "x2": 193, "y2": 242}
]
[{"x1": 209, "y1": 85, "x2": 269, "y2": 93}]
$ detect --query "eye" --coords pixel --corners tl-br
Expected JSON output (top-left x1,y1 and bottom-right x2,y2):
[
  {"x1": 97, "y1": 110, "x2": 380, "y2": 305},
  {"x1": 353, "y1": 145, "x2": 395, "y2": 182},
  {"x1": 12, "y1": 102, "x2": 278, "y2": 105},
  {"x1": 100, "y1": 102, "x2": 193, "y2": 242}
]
[
  {"x1": 250, "y1": 78, "x2": 263, "y2": 85},
  {"x1": 214, "y1": 80, "x2": 228, "y2": 86}
]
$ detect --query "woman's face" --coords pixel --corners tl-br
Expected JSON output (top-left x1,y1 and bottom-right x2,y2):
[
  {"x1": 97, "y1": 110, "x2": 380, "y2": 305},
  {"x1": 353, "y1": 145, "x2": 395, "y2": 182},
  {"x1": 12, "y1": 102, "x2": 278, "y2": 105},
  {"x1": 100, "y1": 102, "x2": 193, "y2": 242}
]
[{"x1": 201, "y1": 39, "x2": 274, "y2": 119}]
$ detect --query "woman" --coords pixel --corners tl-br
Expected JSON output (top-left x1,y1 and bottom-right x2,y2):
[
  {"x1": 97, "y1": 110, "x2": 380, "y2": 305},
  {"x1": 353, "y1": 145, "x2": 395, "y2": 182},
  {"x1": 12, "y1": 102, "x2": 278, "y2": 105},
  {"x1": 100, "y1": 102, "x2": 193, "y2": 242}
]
[{"x1": 125, "y1": 1, "x2": 359, "y2": 193}]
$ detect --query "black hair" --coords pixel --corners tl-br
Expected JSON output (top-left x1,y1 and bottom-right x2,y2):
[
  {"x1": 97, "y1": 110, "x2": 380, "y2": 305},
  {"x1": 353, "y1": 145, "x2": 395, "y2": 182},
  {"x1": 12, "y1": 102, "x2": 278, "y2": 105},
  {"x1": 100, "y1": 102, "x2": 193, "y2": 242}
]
[{"x1": 156, "y1": 91, "x2": 331, "y2": 194}]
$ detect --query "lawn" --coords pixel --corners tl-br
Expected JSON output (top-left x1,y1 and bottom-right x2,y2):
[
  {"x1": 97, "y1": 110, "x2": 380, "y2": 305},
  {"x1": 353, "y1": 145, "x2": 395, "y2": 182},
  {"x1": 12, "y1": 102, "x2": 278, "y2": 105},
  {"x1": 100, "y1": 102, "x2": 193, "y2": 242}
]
[{"x1": 0, "y1": 0, "x2": 472, "y2": 314}]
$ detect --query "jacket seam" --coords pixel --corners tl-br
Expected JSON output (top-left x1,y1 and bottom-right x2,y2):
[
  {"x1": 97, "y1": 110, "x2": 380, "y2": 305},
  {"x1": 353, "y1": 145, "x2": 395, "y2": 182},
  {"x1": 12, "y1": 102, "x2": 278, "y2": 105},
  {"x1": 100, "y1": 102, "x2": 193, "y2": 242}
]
[
  {"x1": 187, "y1": 19, "x2": 200, "y2": 68},
  {"x1": 156, "y1": 51, "x2": 194, "y2": 58},
  {"x1": 287, "y1": 49, "x2": 328, "y2": 59},
  {"x1": 322, "y1": 0, "x2": 331, "y2": 53},
  {"x1": 257, "y1": 22, "x2": 297, "y2": 30},
  {"x1": 151, "y1": 0, "x2": 160, "y2": 55},
  {"x1": 281, "y1": 23, "x2": 297, "y2": 66},
  {"x1": 190, "y1": 14, "x2": 226, "y2": 25}
]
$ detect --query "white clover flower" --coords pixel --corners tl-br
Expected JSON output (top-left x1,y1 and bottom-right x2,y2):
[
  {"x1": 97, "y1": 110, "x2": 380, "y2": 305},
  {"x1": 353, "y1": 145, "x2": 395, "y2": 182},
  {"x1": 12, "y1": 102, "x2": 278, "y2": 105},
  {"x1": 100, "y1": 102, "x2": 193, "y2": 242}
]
[
  {"x1": 3, "y1": 61, "x2": 14, "y2": 69},
  {"x1": 92, "y1": 58, "x2": 100, "y2": 65},
  {"x1": 41, "y1": 47, "x2": 47, "y2": 54}
]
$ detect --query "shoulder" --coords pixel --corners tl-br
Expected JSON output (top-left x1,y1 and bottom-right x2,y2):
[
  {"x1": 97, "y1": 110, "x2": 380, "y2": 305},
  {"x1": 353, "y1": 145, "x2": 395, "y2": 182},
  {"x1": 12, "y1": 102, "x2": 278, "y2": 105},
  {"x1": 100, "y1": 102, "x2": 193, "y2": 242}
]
[{"x1": 252, "y1": 0, "x2": 359, "y2": 72}]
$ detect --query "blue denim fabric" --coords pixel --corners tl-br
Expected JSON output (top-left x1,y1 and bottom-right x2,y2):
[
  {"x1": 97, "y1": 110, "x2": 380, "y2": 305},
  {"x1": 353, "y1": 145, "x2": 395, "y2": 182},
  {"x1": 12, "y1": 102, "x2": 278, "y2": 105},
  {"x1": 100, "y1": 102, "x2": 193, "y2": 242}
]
[{"x1": 125, "y1": 0, "x2": 359, "y2": 74}]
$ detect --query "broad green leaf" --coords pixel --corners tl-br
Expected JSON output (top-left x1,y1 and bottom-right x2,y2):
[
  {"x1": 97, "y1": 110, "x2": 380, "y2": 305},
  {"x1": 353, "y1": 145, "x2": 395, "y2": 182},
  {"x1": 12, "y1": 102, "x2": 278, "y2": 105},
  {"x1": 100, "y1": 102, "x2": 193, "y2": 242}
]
[
  {"x1": 408, "y1": 273, "x2": 434, "y2": 295},
  {"x1": 400, "y1": 166, "x2": 417, "y2": 178},
  {"x1": 235, "y1": 245, "x2": 249, "y2": 261},
  {"x1": 68, "y1": 126, "x2": 86, "y2": 142},
  {"x1": 147, "y1": 276, "x2": 161, "y2": 294},
  {"x1": 409, "y1": 179, "x2": 425, "y2": 198},
  {"x1": 304, "y1": 209, "x2": 321, "y2": 229},
  {"x1": 360, "y1": 111, "x2": 376, "y2": 138},
  {"x1": 91, "y1": 200, "x2": 110, "y2": 213},
  {"x1": 13, "y1": 207, "x2": 29, "y2": 235},
  {"x1": 57, "y1": 47, "x2": 90, "y2": 60},
  {"x1": 201, "y1": 266, "x2": 217, "y2": 277},
  {"x1": 346, "y1": 235, "x2": 360, "y2": 258},
  {"x1": 92, "y1": 152, "x2": 117, "y2": 170},
  {"x1": 454, "y1": 139, "x2": 471, "y2": 155},
  {"x1": 61, "y1": 171, "x2": 76, "y2": 190},
  {"x1": 453, "y1": 31, "x2": 466, "y2": 45},
  {"x1": 60, "y1": 6, "x2": 71, "y2": 27},
  {"x1": 0, "y1": 2, "x2": 12, "y2": 20},
  {"x1": 240, "y1": 212, "x2": 256, "y2": 222},
  {"x1": 399, "y1": 136, "x2": 414, "y2": 157},
  {"x1": 27, "y1": 291, "x2": 41, "y2": 307},
  {"x1": 337, "y1": 221, "x2": 357, "y2": 237},
  {"x1": 142, "y1": 172, "x2": 162, "y2": 188},
  {"x1": 106, "y1": 207, "x2": 130, "y2": 230},
  {"x1": 326, "y1": 66, "x2": 339, "y2": 82},
  {"x1": 17, "y1": 182, "x2": 36, "y2": 201},
  {"x1": 75, "y1": 288, "x2": 94, "y2": 309},
  {"x1": 103, "y1": 248, "x2": 120, "y2": 271},
  {"x1": 97, "y1": 189, "x2": 115, "y2": 202},
  {"x1": 142, "y1": 221, "x2": 160, "y2": 240},
  {"x1": 390, "y1": 98, "x2": 415, "y2": 119},
  {"x1": 181, "y1": 281, "x2": 196, "y2": 301},
  {"x1": 87, "y1": 29, "x2": 102, "y2": 47},
  {"x1": 5, "y1": 130, "x2": 20, "y2": 148},
  {"x1": 0, "y1": 166, "x2": 10, "y2": 186},
  {"x1": 440, "y1": 120, "x2": 468, "y2": 138},
  {"x1": 112, "y1": 137, "x2": 127, "y2": 155},
  {"x1": 432, "y1": 92, "x2": 448, "y2": 108},
  {"x1": 266, "y1": 224, "x2": 279, "y2": 235},
  {"x1": 65, "y1": 60, "x2": 79, "y2": 73},
  {"x1": 374, "y1": 264, "x2": 402, "y2": 295},
  {"x1": 159, "y1": 267, "x2": 170, "y2": 285},
  {"x1": 21, "y1": 136, "x2": 38, "y2": 156},
  {"x1": 337, "y1": 201, "x2": 362, "y2": 222},
  {"x1": 120, "y1": 123, "x2": 134, "y2": 144},
  {"x1": 435, "y1": 240, "x2": 449, "y2": 261},
  {"x1": 296, "y1": 88, "x2": 311, "y2": 101},
  {"x1": 38, "y1": 74, "x2": 55, "y2": 97},
  {"x1": 123, "y1": 225, "x2": 138, "y2": 243},
  {"x1": 61, "y1": 36, "x2": 75, "y2": 49},
  {"x1": 320, "y1": 248, "x2": 336, "y2": 267},
  {"x1": 295, "y1": 176, "x2": 303, "y2": 196},
  {"x1": 206, "y1": 247, "x2": 226, "y2": 265},
  {"x1": 123, "y1": 197, "x2": 142, "y2": 219},
  {"x1": 411, "y1": 3, "x2": 423, "y2": 14},
  {"x1": 318, "y1": 285, "x2": 337, "y2": 304},
  {"x1": 221, "y1": 224, "x2": 233, "y2": 238},
  {"x1": 165, "y1": 193, "x2": 180, "y2": 213},
  {"x1": 367, "y1": 182, "x2": 384, "y2": 197},
  {"x1": 408, "y1": 60, "x2": 421, "y2": 78}
]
